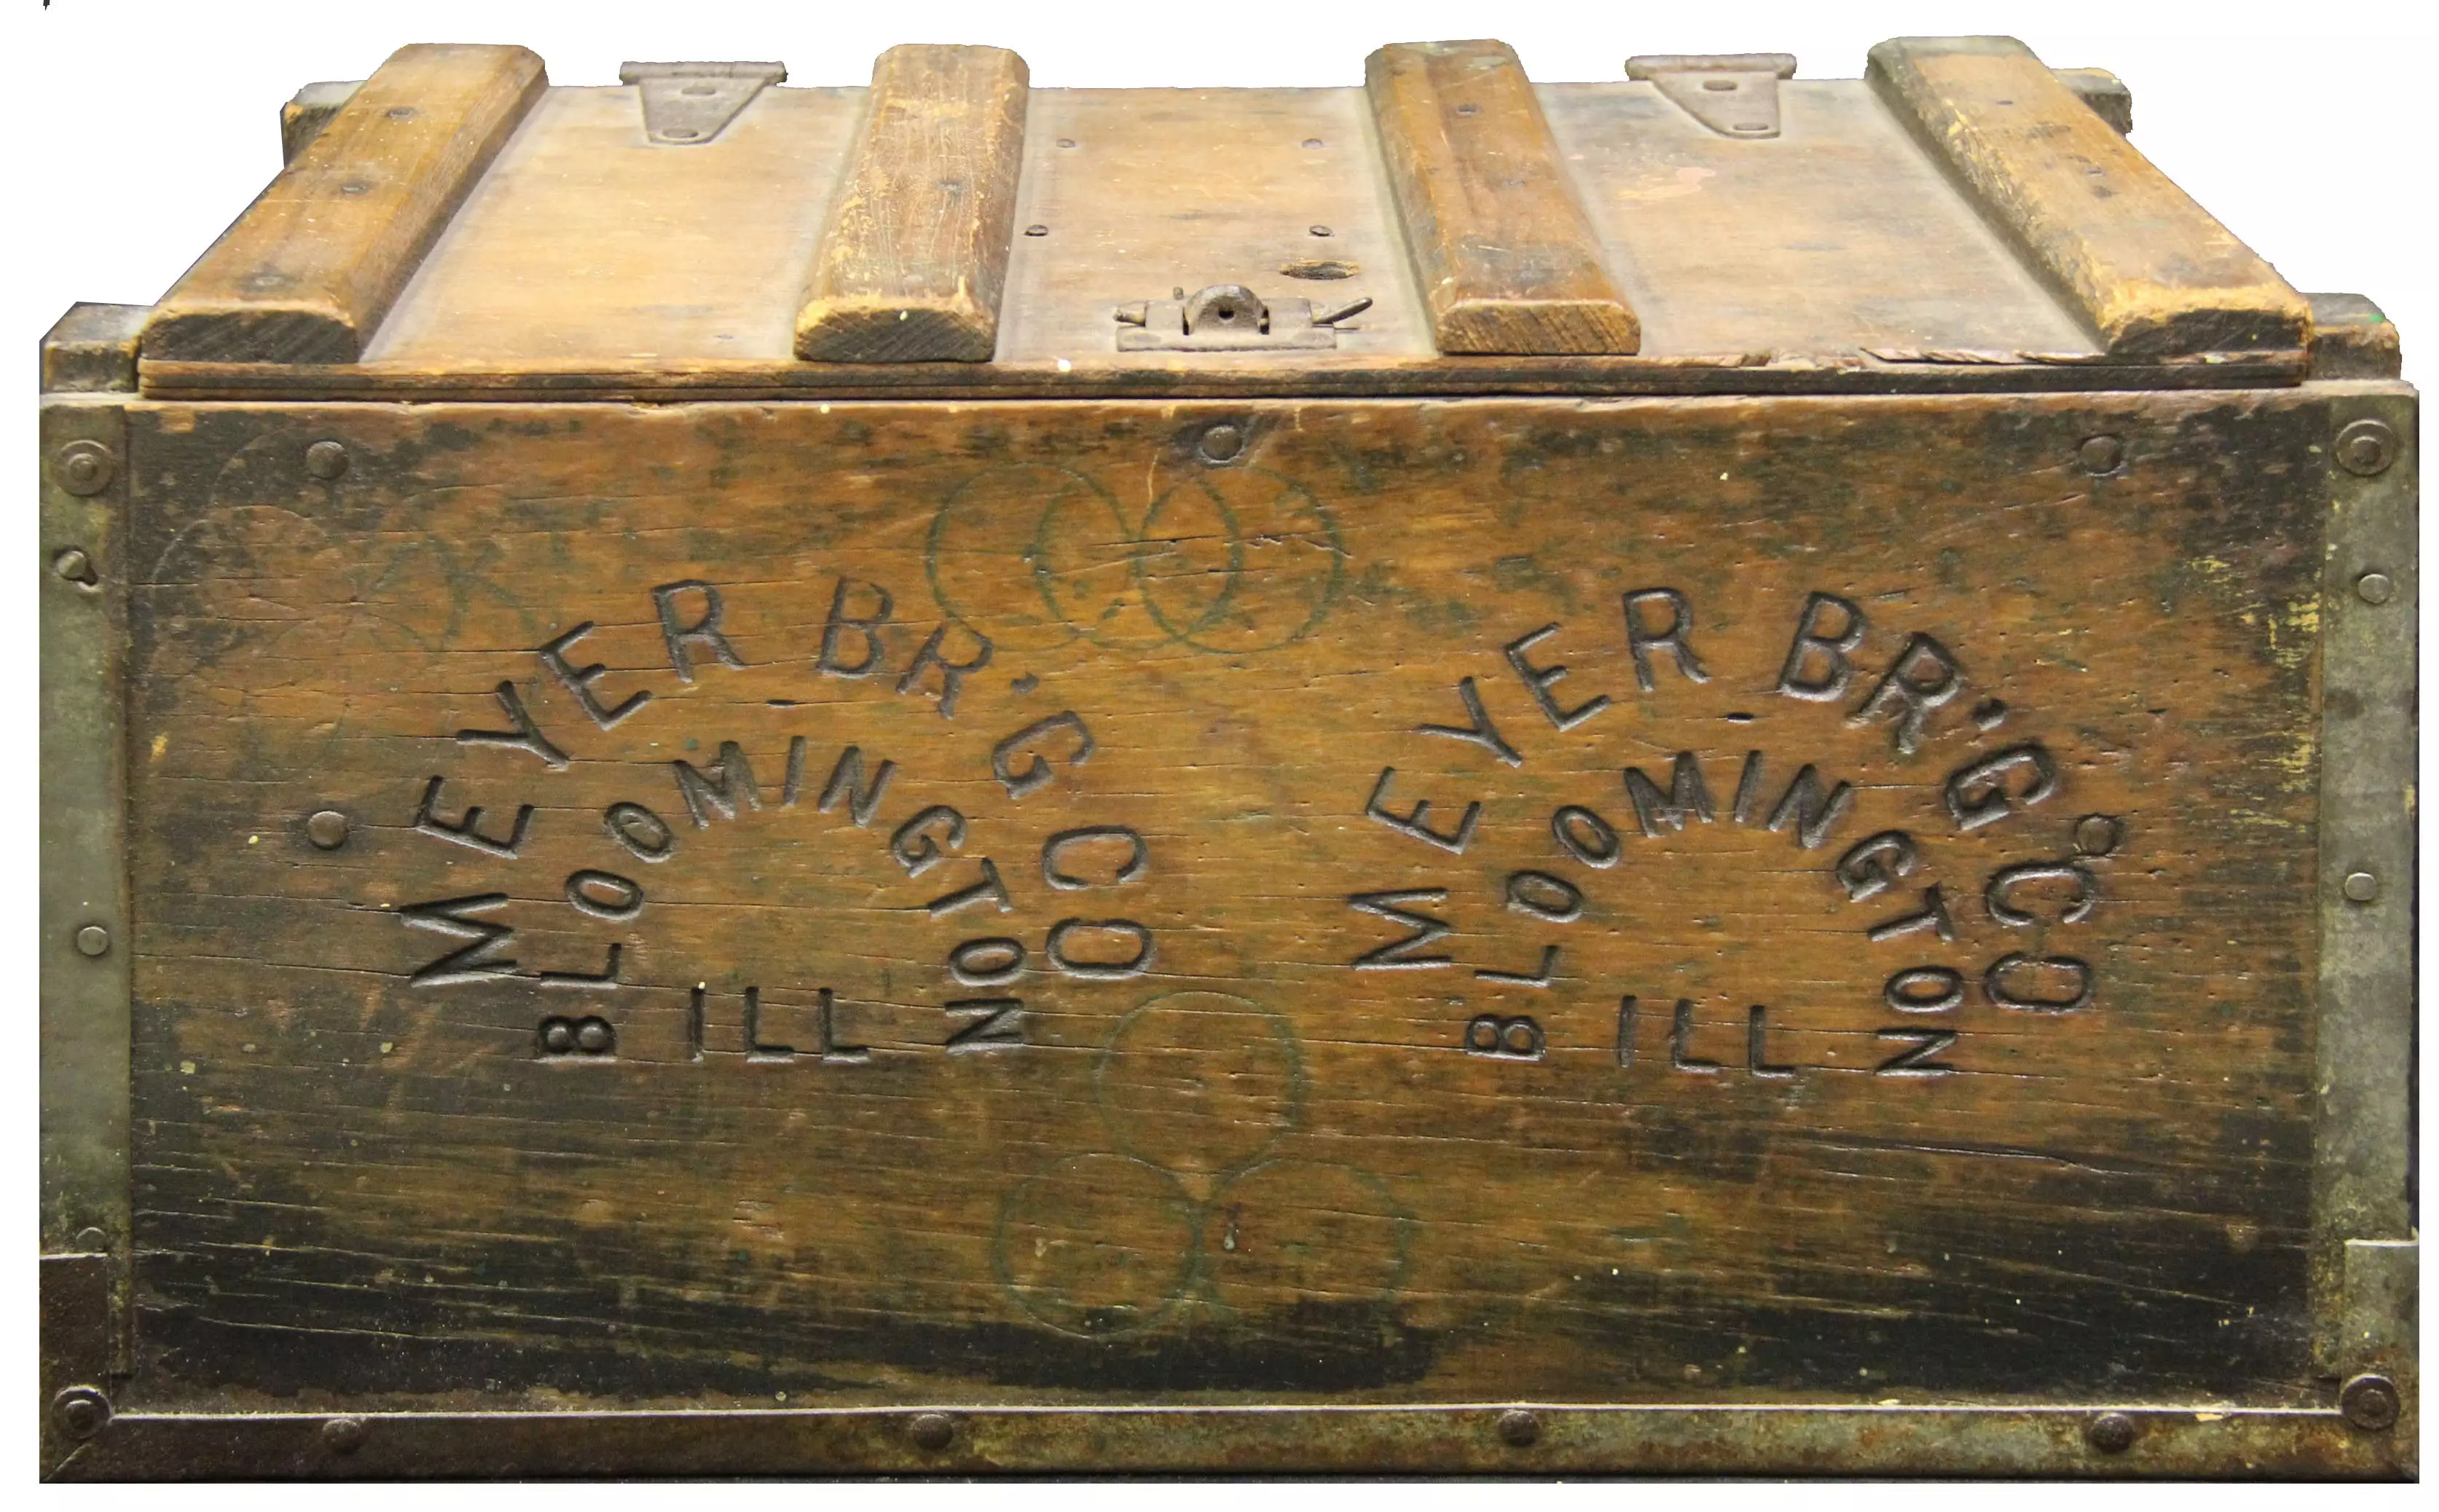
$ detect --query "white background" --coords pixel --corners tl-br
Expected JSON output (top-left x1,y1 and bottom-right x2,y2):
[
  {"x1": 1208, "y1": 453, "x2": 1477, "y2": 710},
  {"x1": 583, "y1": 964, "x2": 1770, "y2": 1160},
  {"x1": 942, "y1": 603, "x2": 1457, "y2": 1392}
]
[{"x1": 8, "y1": 0, "x2": 2432, "y2": 1503}]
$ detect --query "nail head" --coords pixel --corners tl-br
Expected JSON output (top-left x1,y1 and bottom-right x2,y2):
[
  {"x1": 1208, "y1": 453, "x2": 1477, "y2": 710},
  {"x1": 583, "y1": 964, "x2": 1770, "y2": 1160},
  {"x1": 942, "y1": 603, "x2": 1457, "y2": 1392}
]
[
  {"x1": 53, "y1": 1387, "x2": 109, "y2": 1441},
  {"x1": 1496, "y1": 1409, "x2": 1540, "y2": 1447},
  {"x1": 75, "y1": 924, "x2": 111, "y2": 957},
  {"x1": 306, "y1": 809, "x2": 351, "y2": 850},
  {"x1": 305, "y1": 440, "x2": 350, "y2": 480},
  {"x1": 2077, "y1": 434, "x2": 2124, "y2": 475},
  {"x1": 2335, "y1": 418, "x2": 2398, "y2": 477},
  {"x1": 323, "y1": 1416, "x2": 369, "y2": 1453},
  {"x1": 55, "y1": 439, "x2": 117, "y2": 496},
  {"x1": 910, "y1": 1412, "x2": 955, "y2": 1452},
  {"x1": 2355, "y1": 571, "x2": 2395, "y2": 605},
  {"x1": 2343, "y1": 870, "x2": 2379, "y2": 902},
  {"x1": 2340, "y1": 1374, "x2": 2400, "y2": 1432},
  {"x1": 2086, "y1": 1412, "x2": 2137, "y2": 1454}
]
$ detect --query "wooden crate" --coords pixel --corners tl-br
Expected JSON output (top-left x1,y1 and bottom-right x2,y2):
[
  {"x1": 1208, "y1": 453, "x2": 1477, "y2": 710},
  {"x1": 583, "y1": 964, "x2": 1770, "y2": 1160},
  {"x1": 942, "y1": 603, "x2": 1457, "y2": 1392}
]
[{"x1": 38, "y1": 35, "x2": 2416, "y2": 1479}]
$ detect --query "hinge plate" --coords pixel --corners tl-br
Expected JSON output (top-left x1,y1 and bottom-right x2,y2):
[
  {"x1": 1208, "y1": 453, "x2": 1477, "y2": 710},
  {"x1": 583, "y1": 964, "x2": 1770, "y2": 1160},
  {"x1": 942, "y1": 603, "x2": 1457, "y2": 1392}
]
[
  {"x1": 1626, "y1": 53, "x2": 1798, "y2": 138},
  {"x1": 618, "y1": 61, "x2": 788, "y2": 146}
]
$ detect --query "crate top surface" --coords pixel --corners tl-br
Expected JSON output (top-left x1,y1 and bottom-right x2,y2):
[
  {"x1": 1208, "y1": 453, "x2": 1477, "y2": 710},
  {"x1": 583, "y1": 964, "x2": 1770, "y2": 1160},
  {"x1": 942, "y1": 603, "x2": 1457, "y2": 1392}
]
[{"x1": 110, "y1": 36, "x2": 2391, "y2": 401}]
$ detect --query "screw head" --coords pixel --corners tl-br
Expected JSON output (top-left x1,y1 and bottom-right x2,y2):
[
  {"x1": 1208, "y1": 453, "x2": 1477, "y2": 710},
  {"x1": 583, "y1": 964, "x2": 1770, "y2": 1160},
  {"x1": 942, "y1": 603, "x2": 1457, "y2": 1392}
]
[
  {"x1": 1198, "y1": 422, "x2": 1246, "y2": 464},
  {"x1": 2086, "y1": 1412, "x2": 2138, "y2": 1454},
  {"x1": 73, "y1": 1226, "x2": 109, "y2": 1251},
  {"x1": 74, "y1": 924, "x2": 111, "y2": 957},
  {"x1": 2339, "y1": 1374, "x2": 2400, "y2": 1432},
  {"x1": 2336, "y1": 419, "x2": 2398, "y2": 477},
  {"x1": 2343, "y1": 870, "x2": 2380, "y2": 903},
  {"x1": 305, "y1": 809, "x2": 351, "y2": 850},
  {"x1": 55, "y1": 439, "x2": 117, "y2": 496},
  {"x1": 909, "y1": 1412, "x2": 955, "y2": 1452},
  {"x1": 2355, "y1": 571, "x2": 2395, "y2": 605},
  {"x1": 323, "y1": 1416, "x2": 368, "y2": 1454},
  {"x1": 305, "y1": 440, "x2": 351, "y2": 480},
  {"x1": 2077, "y1": 435, "x2": 2125, "y2": 475},
  {"x1": 1496, "y1": 1409, "x2": 1540, "y2": 1447},
  {"x1": 52, "y1": 1386, "x2": 109, "y2": 1441}
]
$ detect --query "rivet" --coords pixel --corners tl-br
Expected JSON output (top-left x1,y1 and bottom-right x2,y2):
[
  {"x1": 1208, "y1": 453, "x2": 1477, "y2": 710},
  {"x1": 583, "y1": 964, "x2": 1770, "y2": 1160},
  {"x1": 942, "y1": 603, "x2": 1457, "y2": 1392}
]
[
  {"x1": 1496, "y1": 1409, "x2": 1540, "y2": 1447},
  {"x1": 55, "y1": 439, "x2": 117, "y2": 496},
  {"x1": 75, "y1": 924, "x2": 111, "y2": 958},
  {"x1": 52, "y1": 548, "x2": 98, "y2": 586},
  {"x1": 2076, "y1": 435, "x2": 2124, "y2": 475},
  {"x1": 73, "y1": 1226, "x2": 109, "y2": 1251},
  {"x1": 1197, "y1": 422, "x2": 1246, "y2": 464},
  {"x1": 305, "y1": 440, "x2": 350, "y2": 480},
  {"x1": 323, "y1": 1416, "x2": 368, "y2": 1454},
  {"x1": 52, "y1": 1387, "x2": 109, "y2": 1441},
  {"x1": 2335, "y1": 418, "x2": 2397, "y2": 477},
  {"x1": 542, "y1": 1020, "x2": 578, "y2": 1054},
  {"x1": 305, "y1": 809, "x2": 352, "y2": 850},
  {"x1": 2355, "y1": 571, "x2": 2395, "y2": 605},
  {"x1": 2085, "y1": 1412, "x2": 2137, "y2": 1454},
  {"x1": 2342, "y1": 870, "x2": 2379, "y2": 903},
  {"x1": 2339, "y1": 1374, "x2": 2400, "y2": 1432},
  {"x1": 575, "y1": 1017, "x2": 613, "y2": 1053},
  {"x1": 2073, "y1": 814, "x2": 2124, "y2": 857},
  {"x1": 1024, "y1": 224, "x2": 1049, "y2": 237},
  {"x1": 909, "y1": 1412, "x2": 956, "y2": 1452}
]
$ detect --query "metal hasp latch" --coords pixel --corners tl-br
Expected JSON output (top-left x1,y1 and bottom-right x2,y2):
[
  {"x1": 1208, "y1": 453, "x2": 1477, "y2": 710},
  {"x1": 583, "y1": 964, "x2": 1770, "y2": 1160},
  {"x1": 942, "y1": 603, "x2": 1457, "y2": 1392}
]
[
  {"x1": 1626, "y1": 53, "x2": 1799, "y2": 138},
  {"x1": 619, "y1": 61, "x2": 787, "y2": 145},
  {"x1": 1115, "y1": 283, "x2": 1372, "y2": 351}
]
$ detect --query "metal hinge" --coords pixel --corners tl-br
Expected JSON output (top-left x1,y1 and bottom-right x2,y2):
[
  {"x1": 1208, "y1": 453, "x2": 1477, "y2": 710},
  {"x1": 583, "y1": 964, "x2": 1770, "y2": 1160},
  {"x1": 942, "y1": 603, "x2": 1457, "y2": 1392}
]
[
  {"x1": 1115, "y1": 283, "x2": 1370, "y2": 352},
  {"x1": 619, "y1": 61, "x2": 787, "y2": 145},
  {"x1": 1626, "y1": 54, "x2": 1798, "y2": 138}
]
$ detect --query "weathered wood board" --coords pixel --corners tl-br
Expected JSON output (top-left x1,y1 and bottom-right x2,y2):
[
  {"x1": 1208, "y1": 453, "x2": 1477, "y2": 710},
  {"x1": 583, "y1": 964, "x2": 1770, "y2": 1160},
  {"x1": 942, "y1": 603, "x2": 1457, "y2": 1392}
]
[{"x1": 117, "y1": 390, "x2": 2337, "y2": 1416}]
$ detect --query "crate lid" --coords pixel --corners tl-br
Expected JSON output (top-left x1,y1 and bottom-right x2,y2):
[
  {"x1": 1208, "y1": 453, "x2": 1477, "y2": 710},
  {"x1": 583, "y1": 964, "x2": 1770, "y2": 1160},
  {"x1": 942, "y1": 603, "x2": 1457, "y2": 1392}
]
[{"x1": 132, "y1": 37, "x2": 2343, "y2": 401}]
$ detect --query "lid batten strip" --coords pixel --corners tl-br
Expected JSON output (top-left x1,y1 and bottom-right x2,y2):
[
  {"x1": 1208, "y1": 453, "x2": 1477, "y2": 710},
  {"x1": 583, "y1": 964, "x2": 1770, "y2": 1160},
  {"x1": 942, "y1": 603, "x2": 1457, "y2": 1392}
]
[
  {"x1": 1364, "y1": 39, "x2": 1640, "y2": 356},
  {"x1": 1866, "y1": 35, "x2": 2310, "y2": 358},
  {"x1": 794, "y1": 44, "x2": 1029, "y2": 363},
  {"x1": 141, "y1": 44, "x2": 546, "y2": 366}
]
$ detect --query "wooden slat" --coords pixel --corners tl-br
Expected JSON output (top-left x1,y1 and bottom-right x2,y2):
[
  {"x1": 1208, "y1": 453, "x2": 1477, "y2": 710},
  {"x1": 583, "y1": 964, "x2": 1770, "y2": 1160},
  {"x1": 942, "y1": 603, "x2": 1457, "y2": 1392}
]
[
  {"x1": 1868, "y1": 36, "x2": 2309, "y2": 358},
  {"x1": 144, "y1": 44, "x2": 546, "y2": 364},
  {"x1": 795, "y1": 45, "x2": 1029, "y2": 363},
  {"x1": 1364, "y1": 40, "x2": 1638, "y2": 355}
]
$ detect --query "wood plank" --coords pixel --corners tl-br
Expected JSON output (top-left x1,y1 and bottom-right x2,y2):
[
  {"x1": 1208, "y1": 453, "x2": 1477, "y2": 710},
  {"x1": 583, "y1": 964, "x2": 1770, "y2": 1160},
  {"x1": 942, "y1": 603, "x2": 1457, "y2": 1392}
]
[
  {"x1": 122, "y1": 390, "x2": 2328, "y2": 1411},
  {"x1": 1867, "y1": 36, "x2": 2309, "y2": 358},
  {"x1": 1364, "y1": 41, "x2": 1639, "y2": 355},
  {"x1": 795, "y1": 45, "x2": 1030, "y2": 363},
  {"x1": 142, "y1": 44, "x2": 546, "y2": 364}
]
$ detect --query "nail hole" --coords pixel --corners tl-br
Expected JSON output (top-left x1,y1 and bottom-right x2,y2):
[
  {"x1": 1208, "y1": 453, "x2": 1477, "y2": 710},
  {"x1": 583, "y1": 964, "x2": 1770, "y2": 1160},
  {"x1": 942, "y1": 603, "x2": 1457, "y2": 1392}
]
[
  {"x1": 1308, "y1": 224, "x2": 1332, "y2": 237},
  {"x1": 1702, "y1": 79, "x2": 1737, "y2": 91},
  {"x1": 1025, "y1": 224, "x2": 1049, "y2": 237}
]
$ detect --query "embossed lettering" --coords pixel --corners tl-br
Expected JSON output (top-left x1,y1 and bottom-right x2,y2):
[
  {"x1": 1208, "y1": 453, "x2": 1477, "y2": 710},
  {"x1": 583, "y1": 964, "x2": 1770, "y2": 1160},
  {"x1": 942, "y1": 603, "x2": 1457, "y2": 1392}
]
[
  {"x1": 1046, "y1": 918, "x2": 1155, "y2": 979},
  {"x1": 1747, "y1": 1007, "x2": 1795, "y2": 1079},
  {"x1": 925, "y1": 857, "x2": 1014, "y2": 917},
  {"x1": 1623, "y1": 752, "x2": 1714, "y2": 837},
  {"x1": 946, "y1": 999, "x2": 1026, "y2": 1052},
  {"x1": 1945, "y1": 743, "x2": 2059, "y2": 831},
  {"x1": 1835, "y1": 830, "x2": 1918, "y2": 902},
  {"x1": 1477, "y1": 944, "x2": 1559, "y2": 986},
  {"x1": 604, "y1": 801, "x2": 675, "y2": 862},
  {"x1": 948, "y1": 937, "x2": 1026, "y2": 985},
  {"x1": 818, "y1": 746, "x2": 896, "y2": 826},
  {"x1": 455, "y1": 681, "x2": 567, "y2": 770},
  {"x1": 1464, "y1": 1014, "x2": 1545, "y2": 1061},
  {"x1": 672, "y1": 741, "x2": 761, "y2": 827},
  {"x1": 1985, "y1": 861, "x2": 2099, "y2": 926},
  {"x1": 1670, "y1": 999, "x2": 1721, "y2": 1074},
  {"x1": 1042, "y1": 826, "x2": 1148, "y2": 889},
  {"x1": 1552, "y1": 804, "x2": 1620, "y2": 868},
  {"x1": 991, "y1": 712, "x2": 1093, "y2": 798},
  {"x1": 817, "y1": 578, "x2": 892, "y2": 677},
  {"x1": 565, "y1": 869, "x2": 644, "y2": 921},
  {"x1": 653, "y1": 580, "x2": 746, "y2": 684},
  {"x1": 1504, "y1": 870, "x2": 1584, "y2": 922},
  {"x1": 401, "y1": 894, "x2": 516, "y2": 985},
  {"x1": 1365, "y1": 767, "x2": 1480, "y2": 854},
  {"x1": 1874, "y1": 1028, "x2": 1957, "y2": 1076},
  {"x1": 1777, "y1": 591, "x2": 1866, "y2": 701},
  {"x1": 541, "y1": 622, "x2": 651, "y2": 729},
  {"x1": 889, "y1": 806, "x2": 967, "y2": 877},
  {"x1": 1504, "y1": 623, "x2": 1611, "y2": 731},
  {"x1": 1985, "y1": 953, "x2": 2093, "y2": 1012},
  {"x1": 536, "y1": 942, "x2": 623, "y2": 991},
  {"x1": 895, "y1": 624, "x2": 994, "y2": 718},
  {"x1": 1885, "y1": 966, "x2": 1965, "y2": 1013},
  {"x1": 1417, "y1": 676, "x2": 1522, "y2": 765},
  {"x1": 1622, "y1": 588, "x2": 1709, "y2": 690},
  {"x1": 1849, "y1": 633, "x2": 1962, "y2": 755},
  {"x1": 1867, "y1": 884, "x2": 1955, "y2": 943},
  {"x1": 1348, "y1": 889, "x2": 1454, "y2": 970},
  {"x1": 1765, "y1": 764, "x2": 1855, "y2": 850},
  {"x1": 413, "y1": 775, "x2": 533, "y2": 857}
]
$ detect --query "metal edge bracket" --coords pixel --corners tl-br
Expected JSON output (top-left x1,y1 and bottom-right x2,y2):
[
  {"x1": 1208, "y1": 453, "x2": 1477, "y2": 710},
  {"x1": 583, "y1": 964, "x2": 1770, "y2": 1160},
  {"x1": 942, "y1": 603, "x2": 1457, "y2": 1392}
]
[
  {"x1": 617, "y1": 61, "x2": 788, "y2": 146},
  {"x1": 39, "y1": 384, "x2": 136, "y2": 1410},
  {"x1": 1625, "y1": 54, "x2": 1798, "y2": 138},
  {"x1": 2307, "y1": 383, "x2": 2416, "y2": 1462}
]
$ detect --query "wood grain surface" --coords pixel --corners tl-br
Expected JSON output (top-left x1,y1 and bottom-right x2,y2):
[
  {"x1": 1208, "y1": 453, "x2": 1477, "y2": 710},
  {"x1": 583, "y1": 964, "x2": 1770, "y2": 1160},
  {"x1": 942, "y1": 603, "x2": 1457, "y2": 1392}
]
[
  {"x1": 118, "y1": 388, "x2": 2333, "y2": 1409},
  {"x1": 1365, "y1": 42, "x2": 1641, "y2": 355},
  {"x1": 796, "y1": 46, "x2": 1030, "y2": 363},
  {"x1": 1867, "y1": 36, "x2": 2310, "y2": 358},
  {"x1": 144, "y1": 44, "x2": 546, "y2": 364}
]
